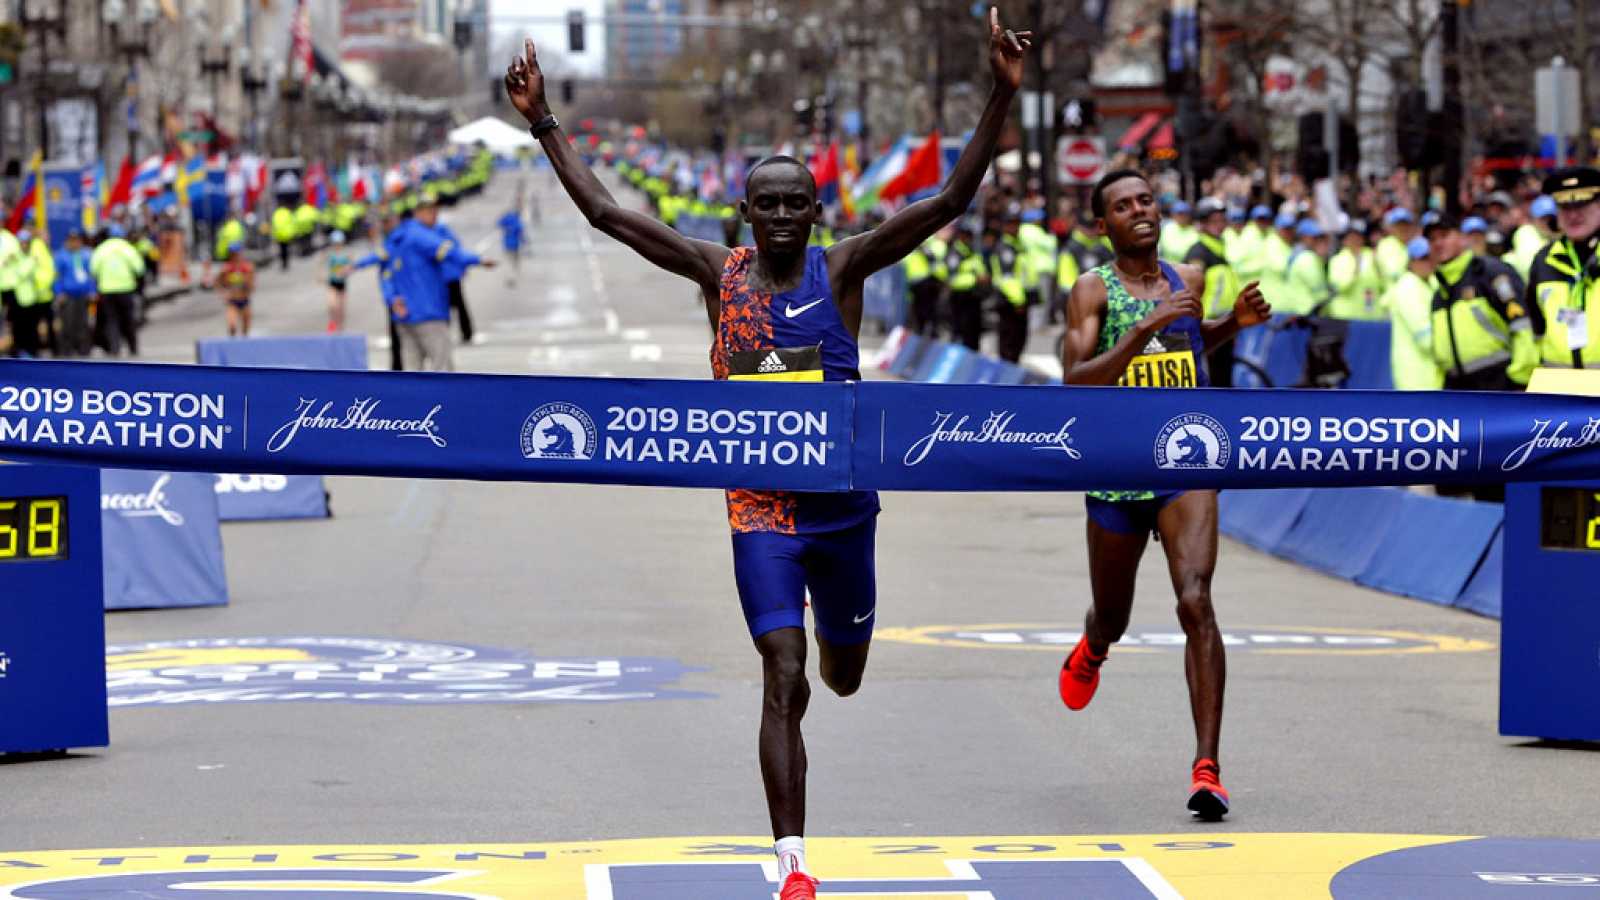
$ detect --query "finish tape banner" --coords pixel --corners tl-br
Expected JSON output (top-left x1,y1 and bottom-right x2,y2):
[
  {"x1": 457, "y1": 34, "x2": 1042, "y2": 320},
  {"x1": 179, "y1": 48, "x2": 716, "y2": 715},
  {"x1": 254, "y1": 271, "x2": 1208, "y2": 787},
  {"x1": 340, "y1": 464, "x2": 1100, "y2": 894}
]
[{"x1": 1, "y1": 361, "x2": 1598, "y2": 491}]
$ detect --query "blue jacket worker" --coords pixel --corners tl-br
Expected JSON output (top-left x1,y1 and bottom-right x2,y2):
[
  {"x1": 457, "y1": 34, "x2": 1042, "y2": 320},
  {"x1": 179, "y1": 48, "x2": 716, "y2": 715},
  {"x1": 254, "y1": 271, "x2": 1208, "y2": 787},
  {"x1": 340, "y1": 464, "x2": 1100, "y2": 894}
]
[{"x1": 385, "y1": 198, "x2": 485, "y2": 371}]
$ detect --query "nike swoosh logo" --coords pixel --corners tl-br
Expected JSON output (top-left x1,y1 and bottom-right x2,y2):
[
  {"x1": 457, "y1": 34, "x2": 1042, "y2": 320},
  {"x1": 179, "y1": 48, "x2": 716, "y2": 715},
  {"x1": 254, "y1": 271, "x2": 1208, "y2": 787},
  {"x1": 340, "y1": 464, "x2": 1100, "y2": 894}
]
[
  {"x1": 784, "y1": 298, "x2": 826, "y2": 318},
  {"x1": 853, "y1": 609, "x2": 875, "y2": 624}
]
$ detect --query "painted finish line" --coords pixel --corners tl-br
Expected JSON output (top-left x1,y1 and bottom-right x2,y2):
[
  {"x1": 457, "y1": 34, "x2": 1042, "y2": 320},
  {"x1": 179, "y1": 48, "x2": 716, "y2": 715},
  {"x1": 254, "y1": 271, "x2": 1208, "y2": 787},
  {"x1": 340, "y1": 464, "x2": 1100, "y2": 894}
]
[
  {"x1": 104, "y1": 637, "x2": 709, "y2": 706},
  {"x1": 0, "y1": 835, "x2": 1592, "y2": 898},
  {"x1": 875, "y1": 624, "x2": 1494, "y2": 654}
]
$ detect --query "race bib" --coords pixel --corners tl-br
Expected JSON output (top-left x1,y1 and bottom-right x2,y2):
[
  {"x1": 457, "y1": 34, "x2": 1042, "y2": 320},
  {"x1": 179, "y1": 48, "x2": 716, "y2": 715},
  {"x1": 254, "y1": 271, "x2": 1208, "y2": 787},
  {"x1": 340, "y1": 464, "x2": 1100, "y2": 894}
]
[
  {"x1": 728, "y1": 344, "x2": 824, "y2": 383},
  {"x1": 1119, "y1": 332, "x2": 1198, "y2": 387},
  {"x1": 1558, "y1": 308, "x2": 1589, "y2": 352}
]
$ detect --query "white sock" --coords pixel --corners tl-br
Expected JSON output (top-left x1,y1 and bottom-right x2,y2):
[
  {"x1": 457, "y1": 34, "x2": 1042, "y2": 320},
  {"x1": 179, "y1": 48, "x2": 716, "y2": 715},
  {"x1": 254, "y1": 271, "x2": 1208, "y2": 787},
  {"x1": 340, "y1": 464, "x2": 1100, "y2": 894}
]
[{"x1": 775, "y1": 836, "x2": 808, "y2": 879}]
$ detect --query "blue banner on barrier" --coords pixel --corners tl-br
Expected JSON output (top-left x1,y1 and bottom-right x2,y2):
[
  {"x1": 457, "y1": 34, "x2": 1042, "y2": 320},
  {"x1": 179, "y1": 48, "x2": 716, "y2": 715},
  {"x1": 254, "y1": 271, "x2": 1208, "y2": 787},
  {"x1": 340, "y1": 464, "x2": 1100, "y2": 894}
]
[
  {"x1": 101, "y1": 469, "x2": 228, "y2": 610},
  {"x1": 1, "y1": 361, "x2": 1598, "y2": 491}
]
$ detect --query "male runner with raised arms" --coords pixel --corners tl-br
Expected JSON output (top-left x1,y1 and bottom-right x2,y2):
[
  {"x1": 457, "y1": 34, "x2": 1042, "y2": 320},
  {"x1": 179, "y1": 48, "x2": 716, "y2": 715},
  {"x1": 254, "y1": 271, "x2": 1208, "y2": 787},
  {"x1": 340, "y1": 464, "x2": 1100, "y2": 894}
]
[
  {"x1": 505, "y1": 12, "x2": 1031, "y2": 898},
  {"x1": 1059, "y1": 169, "x2": 1271, "y2": 820}
]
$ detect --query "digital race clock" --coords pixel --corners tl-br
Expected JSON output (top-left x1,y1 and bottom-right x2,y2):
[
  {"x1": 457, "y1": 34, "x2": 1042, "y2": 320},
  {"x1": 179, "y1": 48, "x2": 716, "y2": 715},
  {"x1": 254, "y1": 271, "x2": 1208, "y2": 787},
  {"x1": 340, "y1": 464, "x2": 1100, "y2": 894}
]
[
  {"x1": 0, "y1": 494, "x2": 68, "y2": 561},
  {"x1": 1539, "y1": 487, "x2": 1600, "y2": 552},
  {"x1": 0, "y1": 464, "x2": 107, "y2": 754}
]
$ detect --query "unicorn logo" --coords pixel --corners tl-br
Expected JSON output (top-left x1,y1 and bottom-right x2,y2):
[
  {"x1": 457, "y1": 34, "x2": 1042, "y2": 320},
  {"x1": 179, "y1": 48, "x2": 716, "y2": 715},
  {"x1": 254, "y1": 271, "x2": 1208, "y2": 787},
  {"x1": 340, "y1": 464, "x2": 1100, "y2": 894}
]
[
  {"x1": 520, "y1": 402, "x2": 598, "y2": 461},
  {"x1": 1155, "y1": 414, "x2": 1231, "y2": 470}
]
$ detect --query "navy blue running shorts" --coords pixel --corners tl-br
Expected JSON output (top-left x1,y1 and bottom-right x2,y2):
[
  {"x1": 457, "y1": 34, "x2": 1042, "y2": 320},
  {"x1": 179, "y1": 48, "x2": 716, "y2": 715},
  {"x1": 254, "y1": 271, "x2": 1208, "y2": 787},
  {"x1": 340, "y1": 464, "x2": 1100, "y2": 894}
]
[{"x1": 731, "y1": 517, "x2": 877, "y2": 645}]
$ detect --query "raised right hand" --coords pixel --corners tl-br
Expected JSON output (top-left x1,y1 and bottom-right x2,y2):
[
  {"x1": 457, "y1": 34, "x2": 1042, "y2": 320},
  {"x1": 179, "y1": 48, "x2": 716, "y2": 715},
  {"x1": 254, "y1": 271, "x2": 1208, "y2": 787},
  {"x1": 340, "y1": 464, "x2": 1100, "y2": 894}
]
[
  {"x1": 1144, "y1": 288, "x2": 1204, "y2": 329},
  {"x1": 504, "y1": 38, "x2": 551, "y2": 125}
]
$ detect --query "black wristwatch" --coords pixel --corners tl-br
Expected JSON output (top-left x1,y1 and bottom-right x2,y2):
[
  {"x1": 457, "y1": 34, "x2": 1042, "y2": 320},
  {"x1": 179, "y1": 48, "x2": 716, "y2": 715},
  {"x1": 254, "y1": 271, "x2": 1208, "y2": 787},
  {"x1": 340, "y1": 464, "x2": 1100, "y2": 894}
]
[{"x1": 529, "y1": 114, "x2": 560, "y2": 138}]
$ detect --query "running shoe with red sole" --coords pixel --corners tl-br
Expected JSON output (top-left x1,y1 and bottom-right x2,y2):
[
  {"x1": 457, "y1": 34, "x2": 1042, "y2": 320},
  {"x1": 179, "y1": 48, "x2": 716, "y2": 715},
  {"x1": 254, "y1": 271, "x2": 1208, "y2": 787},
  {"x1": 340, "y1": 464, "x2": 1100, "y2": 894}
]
[
  {"x1": 1058, "y1": 638, "x2": 1106, "y2": 710},
  {"x1": 779, "y1": 871, "x2": 818, "y2": 900},
  {"x1": 1187, "y1": 758, "x2": 1230, "y2": 821}
]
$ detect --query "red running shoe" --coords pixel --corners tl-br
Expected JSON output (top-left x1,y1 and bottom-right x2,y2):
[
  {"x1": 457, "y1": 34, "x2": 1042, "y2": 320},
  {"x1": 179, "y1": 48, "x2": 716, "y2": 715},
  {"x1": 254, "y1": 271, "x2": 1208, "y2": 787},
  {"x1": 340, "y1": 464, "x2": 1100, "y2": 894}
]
[
  {"x1": 1187, "y1": 758, "x2": 1230, "y2": 820},
  {"x1": 779, "y1": 871, "x2": 818, "y2": 900},
  {"x1": 1058, "y1": 638, "x2": 1106, "y2": 710}
]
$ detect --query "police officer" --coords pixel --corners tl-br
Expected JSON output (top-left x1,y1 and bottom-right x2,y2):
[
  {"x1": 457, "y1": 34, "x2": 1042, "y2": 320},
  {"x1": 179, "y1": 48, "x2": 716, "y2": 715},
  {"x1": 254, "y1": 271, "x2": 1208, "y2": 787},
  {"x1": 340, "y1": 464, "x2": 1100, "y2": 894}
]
[
  {"x1": 904, "y1": 227, "x2": 949, "y2": 336},
  {"x1": 1259, "y1": 211, "x2": 1296, "y2": 313},
  {"x1": 1327, "y1": 219, "x2": 1385, "y2": 320},
  {"x1": 1525, "y1": 166, "x2": 1600, "y2": 372},
  {"x1": 1185, "y1": 198, "x2": 1241, "y2": 385},
  {"x1": 1375, "y1": 207, "x2": 1417, "y2": 289},
  {"x1": 89, "y1": 223, "x2": 146, "y2": 357},
  {"x1": 1159, "y1": 200, "x2": 1198, "y2": 263},
  {"x1": 1507, "y1": 195, "x2": 1559, "y2": 279},
  {"x1": 946, "y1": 222, "x2": 987, "y2": 350},
  {"x1": 1425, "y1": 213, "x2": 1536, "y2": 391},
  {"x1": 271, "y1": 204, "x2": 296, "y2": 270},
  {"x1": 990, "y1": 206, "x2": 1036, "y2": 363},
  {"x1": 1017, "y1": 207, "x2": 1058, "y2": 317},
  {"x1": 1280, "y1": 218, "x2": 1330, "y2": 316},
  {"x1": 1385, "y1": 236, "x2": 1444, "y2": 390}
]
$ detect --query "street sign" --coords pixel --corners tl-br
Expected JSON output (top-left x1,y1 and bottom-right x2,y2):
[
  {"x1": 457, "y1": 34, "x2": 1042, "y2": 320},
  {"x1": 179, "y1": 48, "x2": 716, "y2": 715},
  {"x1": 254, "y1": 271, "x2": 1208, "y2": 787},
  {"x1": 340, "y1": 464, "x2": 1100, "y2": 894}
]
[{"x1": 1057, "y1": 135, "x2": 1106, "y2": 185}]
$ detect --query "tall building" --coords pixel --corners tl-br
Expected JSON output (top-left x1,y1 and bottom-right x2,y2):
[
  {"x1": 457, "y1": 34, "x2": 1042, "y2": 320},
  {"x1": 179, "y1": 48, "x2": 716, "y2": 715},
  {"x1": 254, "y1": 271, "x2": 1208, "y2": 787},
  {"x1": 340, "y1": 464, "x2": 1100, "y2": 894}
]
[{"x1": 605, "y1": 0, "x2": 687, "y2": 79}]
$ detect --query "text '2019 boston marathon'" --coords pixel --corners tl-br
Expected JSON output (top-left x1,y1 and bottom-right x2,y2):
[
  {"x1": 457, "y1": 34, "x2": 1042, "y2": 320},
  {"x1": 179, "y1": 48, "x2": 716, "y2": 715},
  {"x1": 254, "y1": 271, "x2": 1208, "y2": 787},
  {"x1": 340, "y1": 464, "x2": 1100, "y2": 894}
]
[{"x1": 0, "y1": 387, "x2": 228, "y2": 450}]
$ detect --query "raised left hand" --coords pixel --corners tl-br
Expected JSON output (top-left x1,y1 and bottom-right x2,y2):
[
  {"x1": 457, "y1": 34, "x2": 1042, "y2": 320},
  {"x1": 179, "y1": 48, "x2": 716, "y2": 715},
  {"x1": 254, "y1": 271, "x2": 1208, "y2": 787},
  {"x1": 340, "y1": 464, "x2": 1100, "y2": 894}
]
[
  {"x1": 1232, "y1": 280, "x2": 1271, "y2": 327},
  {"x1": 988, "y1": 6, "x2": 1034, "y2": 93}
]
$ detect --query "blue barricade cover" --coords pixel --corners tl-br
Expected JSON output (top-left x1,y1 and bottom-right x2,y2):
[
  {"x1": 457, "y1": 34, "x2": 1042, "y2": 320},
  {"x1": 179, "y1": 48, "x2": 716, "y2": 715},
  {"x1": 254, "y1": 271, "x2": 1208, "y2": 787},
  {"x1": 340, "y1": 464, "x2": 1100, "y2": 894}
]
[
  {"x1": 888, "y1": 334, "x2": 932, "y2": 380},
  {"x1": 1217, "y1": 489, "x2": 1313, "y2": 555},
  {"x1": 1274, "y1": 487, "x2": 1404, "y2": 578},
  {"x1": 1355, "y1": 491, "x2": 1503, "y2": 604},
  {"x1": 1232, "y1": 316, "x2": 1394, "y2": 389},
  {"x1": 1454, "y1": 525, "x2": 1504, "y2": 618},
  {"x1": 2, "y1": 361, "x2": 1599, "y2": 492},
  {"x1": 101, "y1": 469, "x2": 228, "y2": 610},
  {"x1": 923, "y1": 344, "x2": 973, "y2": 384},
  {"x1": 196, "y1": 334, "x2": 369, "y2": 371},
  {"x1": 673, "y1": 215, "x2": 727, "y2": 244},
  {"x1": 196, "y1": 334, "x2": 366, "y2": 522},
  {"x1": 863, "y1": 264, "x2": 908, "y2": 330}
]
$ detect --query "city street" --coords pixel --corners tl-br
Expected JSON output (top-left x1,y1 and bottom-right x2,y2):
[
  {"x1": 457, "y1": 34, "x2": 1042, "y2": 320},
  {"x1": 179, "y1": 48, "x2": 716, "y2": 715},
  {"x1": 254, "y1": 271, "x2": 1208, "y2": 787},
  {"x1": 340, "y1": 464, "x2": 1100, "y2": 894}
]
[{"x1": 1, "y1": 172, "x2": 1595, "y2": 898}]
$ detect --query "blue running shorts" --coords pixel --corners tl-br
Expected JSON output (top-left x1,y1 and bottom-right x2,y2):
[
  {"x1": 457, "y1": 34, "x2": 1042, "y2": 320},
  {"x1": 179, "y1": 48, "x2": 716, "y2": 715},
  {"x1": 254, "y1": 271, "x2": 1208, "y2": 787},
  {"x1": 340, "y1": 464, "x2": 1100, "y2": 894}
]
[
  {"x1": 1085, "y1": 492, "x2": 1185, "y2": 535},
  {"x1": 731, "y1": 517, "x2": 877, "y2": 645}
]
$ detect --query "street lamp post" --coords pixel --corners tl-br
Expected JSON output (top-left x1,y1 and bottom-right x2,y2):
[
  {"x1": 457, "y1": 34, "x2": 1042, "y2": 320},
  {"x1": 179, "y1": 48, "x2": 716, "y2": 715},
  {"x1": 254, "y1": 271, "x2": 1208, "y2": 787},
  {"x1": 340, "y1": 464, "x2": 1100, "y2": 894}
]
[
  {"x1": 104, "y1": 0, "x2": 156, "y2": 159},
  {"x1": 20, "y1": 0, "x2": 66, "y2": 159},
  {"x1": 196, "y1": 27, "x2": 234, "y2": 139},
  {"x1": 238, "y1": 50, "x2": 269, "y2": 152}
]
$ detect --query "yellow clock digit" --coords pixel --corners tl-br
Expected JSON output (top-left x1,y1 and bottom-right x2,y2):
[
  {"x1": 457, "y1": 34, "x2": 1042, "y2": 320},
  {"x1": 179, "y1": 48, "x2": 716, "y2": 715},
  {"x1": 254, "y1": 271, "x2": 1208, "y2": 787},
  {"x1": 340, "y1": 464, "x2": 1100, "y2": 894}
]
[
  {"x1": 27, "y1": 498, "x2": 61, "y2": 558},
  {"x1": 0, "y1": 500, "x2": 15, "y2": 558},
  {"x1": 1587, "y1": 493, "x2": 1600, "y2": 550}
]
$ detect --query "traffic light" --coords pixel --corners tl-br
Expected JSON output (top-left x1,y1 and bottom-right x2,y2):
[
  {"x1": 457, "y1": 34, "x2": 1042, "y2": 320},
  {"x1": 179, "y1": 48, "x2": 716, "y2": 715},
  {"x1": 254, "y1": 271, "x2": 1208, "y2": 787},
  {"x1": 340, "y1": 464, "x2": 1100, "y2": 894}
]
[
  {"x1": 562, "y1": 79, "x2": 575, "y2": 105},
  {"x1": 1396, "y1": 89, "x2": 1430, "y2": 170},
  {"x1": 568, "y1": 10, "x2": 585, "y2": 53}
]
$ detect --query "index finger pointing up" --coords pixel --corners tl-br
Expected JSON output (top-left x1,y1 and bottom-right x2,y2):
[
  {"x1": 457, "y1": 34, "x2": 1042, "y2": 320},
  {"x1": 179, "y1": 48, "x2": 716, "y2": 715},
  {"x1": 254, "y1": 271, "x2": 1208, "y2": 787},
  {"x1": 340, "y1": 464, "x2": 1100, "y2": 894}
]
[{"x1": 989, "y1": 6, "x2": 999, "y2": 32}]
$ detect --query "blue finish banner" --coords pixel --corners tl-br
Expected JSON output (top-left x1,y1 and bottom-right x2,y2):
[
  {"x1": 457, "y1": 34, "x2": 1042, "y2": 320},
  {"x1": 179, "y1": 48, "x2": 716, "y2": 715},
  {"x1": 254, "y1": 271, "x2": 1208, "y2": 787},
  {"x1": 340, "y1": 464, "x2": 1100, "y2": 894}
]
[
  {"x1": 0, "y1": 361, "x2": 1597, "y2": 490},
  {"x1": 0, "y1": 361, "x2": 853, "y2": 491},
  {"x1": 852, "y1": 381, "x2": 1600, "y2": 491}
]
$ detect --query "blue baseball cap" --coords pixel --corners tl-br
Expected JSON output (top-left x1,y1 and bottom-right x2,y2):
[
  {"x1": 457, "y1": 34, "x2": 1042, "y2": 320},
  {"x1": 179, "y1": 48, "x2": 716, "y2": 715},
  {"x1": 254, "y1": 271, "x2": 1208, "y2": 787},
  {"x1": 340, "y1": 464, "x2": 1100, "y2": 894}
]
[
  {"x1": 1170, "y1": 200, "x2": 1192, "y2": 216},
  {"x1": 1461, "y1": 216, "x2": 1488, "y2": 234},
  {"x1": 108, "y1": 224, "x2": 127, "y2": 238},
  {"x1": 227, "y1": 241, "x2": 244, "y2": 253},
  {"x1": 1226, "y1": 206, "x2": 1246, "y2": 223},
  {"x1": 1250, "y1": 204, "x2": 1273, "y2": 221},
  {"x1": 1274, "y1": 211, "x2": 1299, "y2": 230},
  {"x1": 1406, "y1": 236, "x2": 1430, "y2": 259},
  {"x1": 1420, "y1": 210, "x2": 1441, "y2": 227},
  {"x1": 1531, "y1": 195, "x2": 1558, "y2": 218},
  {"x1": 1383, "y1": 207, "x2": 1414, "y2": 226},
  {"x1": 1021, "y1": 208, "x2": 1044, "y2": 223},
  {"x1": 1295, "y1": 219, "x2": 1324, "y2": 238}
]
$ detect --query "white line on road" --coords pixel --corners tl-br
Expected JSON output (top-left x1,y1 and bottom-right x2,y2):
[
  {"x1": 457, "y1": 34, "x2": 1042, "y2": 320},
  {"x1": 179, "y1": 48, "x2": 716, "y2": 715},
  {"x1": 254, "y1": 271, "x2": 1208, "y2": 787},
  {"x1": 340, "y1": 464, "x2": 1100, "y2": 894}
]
[
  {"x1": 603, "y1": 309, "x2": 620, "y2": 335},
  {"x1": 629, "y1": 344, "x2": 663, "y2": 362},
  {"x1": 620, "y1": 328, "x2": 651, "y2": 342}
]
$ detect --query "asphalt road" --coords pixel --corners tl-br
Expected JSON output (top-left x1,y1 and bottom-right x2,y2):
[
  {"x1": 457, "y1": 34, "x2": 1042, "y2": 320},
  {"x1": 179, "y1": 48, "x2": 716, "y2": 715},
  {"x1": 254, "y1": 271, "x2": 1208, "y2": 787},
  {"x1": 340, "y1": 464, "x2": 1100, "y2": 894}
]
[{"x1": 0, "y1": 169, "x2": 1593, "y2": 897}]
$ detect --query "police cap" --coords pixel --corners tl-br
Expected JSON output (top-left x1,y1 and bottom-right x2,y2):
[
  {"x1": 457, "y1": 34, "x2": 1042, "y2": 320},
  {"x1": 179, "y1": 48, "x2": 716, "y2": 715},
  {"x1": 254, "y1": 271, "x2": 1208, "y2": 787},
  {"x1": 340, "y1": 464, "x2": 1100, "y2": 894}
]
[{"x1": 1543, "y1": 167, "x2": 1600, "y2": 206}]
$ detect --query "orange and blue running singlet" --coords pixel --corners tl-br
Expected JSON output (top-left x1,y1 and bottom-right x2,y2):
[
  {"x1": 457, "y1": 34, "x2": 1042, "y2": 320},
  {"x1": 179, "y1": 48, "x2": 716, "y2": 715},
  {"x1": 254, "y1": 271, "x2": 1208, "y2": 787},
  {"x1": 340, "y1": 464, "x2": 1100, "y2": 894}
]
[{"x1": 713, "y1": 246, "x2": 879, "y2": 643}]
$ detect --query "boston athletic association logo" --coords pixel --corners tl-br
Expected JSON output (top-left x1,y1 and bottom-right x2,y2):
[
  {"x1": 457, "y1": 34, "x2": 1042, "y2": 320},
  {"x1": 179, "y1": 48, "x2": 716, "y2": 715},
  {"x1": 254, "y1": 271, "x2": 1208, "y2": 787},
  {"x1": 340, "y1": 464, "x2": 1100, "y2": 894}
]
[
  {"x1": 1154, "y1": 413, "x2": 1231, "y2": 470},
  {"x1": 520, "y1": 402, "x2": 598, "y2": 460}
]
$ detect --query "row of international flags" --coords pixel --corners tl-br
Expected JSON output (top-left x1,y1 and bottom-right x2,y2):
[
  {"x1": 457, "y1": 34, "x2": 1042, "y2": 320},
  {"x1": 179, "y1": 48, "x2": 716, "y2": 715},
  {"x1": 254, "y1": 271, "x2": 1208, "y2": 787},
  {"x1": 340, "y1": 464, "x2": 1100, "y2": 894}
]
[{"x1": 6, "y1": 148, "x2": 457, "y2": 239}]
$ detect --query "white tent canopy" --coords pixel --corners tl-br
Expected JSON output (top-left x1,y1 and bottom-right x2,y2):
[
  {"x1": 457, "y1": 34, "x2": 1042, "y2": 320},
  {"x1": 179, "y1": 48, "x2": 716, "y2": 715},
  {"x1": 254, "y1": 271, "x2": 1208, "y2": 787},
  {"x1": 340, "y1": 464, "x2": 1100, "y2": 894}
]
[{"x1": 447, "y1": 117, "x2": 536, "y2": 153}]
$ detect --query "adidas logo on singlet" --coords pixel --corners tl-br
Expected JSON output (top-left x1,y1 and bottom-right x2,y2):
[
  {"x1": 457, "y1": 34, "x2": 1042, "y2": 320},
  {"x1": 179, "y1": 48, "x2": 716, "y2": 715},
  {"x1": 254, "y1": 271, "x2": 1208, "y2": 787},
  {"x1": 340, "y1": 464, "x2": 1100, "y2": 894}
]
[
  {"x1": 757, "y1": 352, "x2": 787, "y2": 374},
  {"x1": 1143, "y1": 337, "x2": 1166, "y2": 354}
]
